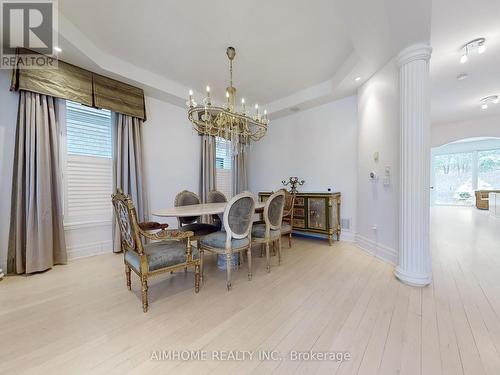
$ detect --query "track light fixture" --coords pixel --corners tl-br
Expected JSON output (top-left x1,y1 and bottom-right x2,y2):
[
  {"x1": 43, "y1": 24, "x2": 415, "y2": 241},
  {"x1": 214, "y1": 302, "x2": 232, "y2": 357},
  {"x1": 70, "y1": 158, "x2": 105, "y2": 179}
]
[
  {"x1": 480, "y1": 95, "x2": 499, "y2": 110},
  {"x1": 459, "y1": 38, "x2": 486, "y2": 63}
]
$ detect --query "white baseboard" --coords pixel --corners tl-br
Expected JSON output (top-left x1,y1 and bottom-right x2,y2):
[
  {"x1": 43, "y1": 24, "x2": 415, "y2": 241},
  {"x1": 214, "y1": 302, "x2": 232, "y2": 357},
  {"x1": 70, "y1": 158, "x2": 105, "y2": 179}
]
[
  {"x1": 292, "y1": 230, "x2": 355, "y2": 242},
  {"x1": 0, "y1": 243, "x2": 111, "y2": 272},
  {"x1": 355, "y1": 234, "x2": 397, "y2": 265},
  {"x1": 339, "y1": 231, "x2": 355, "y2": 242},
  {"x1": 67, "y1": 240, "x2": 113, "y2": 260}
]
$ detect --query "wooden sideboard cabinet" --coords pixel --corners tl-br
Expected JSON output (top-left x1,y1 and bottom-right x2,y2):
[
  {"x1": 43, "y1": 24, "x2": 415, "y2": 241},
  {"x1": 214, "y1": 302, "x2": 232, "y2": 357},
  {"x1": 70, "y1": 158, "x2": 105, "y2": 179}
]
[{"x1": 258, "y1": 191, "x2": 341, "y2": 246}]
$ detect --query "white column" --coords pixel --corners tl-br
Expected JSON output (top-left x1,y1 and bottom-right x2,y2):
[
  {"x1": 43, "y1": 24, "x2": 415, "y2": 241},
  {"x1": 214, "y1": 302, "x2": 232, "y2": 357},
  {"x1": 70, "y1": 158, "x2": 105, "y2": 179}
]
[{"x1": 394, "y1": 43, "x2": 433, "y2": 287}]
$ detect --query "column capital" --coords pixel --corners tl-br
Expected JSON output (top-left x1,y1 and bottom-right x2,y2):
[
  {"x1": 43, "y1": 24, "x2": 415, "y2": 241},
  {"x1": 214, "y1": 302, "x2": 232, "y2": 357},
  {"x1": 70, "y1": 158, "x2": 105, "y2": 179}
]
[{"x1": 397, "y1": 43, "x2": 432, "y2": 67}]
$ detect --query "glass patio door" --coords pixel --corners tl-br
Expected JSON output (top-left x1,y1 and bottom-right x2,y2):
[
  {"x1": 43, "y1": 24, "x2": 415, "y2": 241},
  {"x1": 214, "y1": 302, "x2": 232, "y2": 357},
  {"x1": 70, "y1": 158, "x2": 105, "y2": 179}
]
[
  {"x1": 433, "y1": 152, "x2": 474, "y2": 205},
  {"x1": 478, "y1": 149, "x2": 500, "y2": 190}
]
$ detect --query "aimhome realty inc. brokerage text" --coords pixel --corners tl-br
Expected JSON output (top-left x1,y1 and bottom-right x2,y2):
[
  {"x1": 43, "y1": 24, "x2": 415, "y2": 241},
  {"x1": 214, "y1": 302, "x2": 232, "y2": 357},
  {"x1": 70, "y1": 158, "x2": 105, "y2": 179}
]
[{"x1": 150, "y1": 350, "x2": 352, "y2": 362}]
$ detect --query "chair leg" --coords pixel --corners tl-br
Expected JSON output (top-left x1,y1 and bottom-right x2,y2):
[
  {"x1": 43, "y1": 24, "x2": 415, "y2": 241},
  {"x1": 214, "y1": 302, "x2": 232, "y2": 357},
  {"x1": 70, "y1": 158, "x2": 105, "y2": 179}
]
[
  {"x1": 265, "y1": 242, "x2": 271, "y2": 273},
  {"x1": 125, "y1": 265, "x2": 131, "y2": 291},
  {"x1": 278, "y1": 237, "x2": 282, "y2": 265},
  {"x1": 247, "y1": 246, "x2": 253, "y2": 280},
  {"x1": 141, "y1": 276, "x2": 148, "y2": 313},
  {"x1": 289, "y1": 233, "x2": 292, "y2": 248},
  {"x1": 272, "y1": 241, "x2": 276, "y2": 256},
  {"x1": 195, "y1": 264, "x2": 200, "y2": 293},
  {"x1": 260, "y1": 244, "x2": 264, "y2": 257},
  {"x1": 226, "y1": 252, "x2": 232, "y2": 291},
  {"x1": 199, "y1": 249, "x2": 204, "y2": 284}
]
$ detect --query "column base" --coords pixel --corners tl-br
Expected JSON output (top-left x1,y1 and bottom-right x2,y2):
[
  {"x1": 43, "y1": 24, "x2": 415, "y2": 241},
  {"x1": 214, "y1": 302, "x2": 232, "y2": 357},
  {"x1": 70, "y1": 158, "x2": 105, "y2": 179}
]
[{"x1": 394, "y1": 266, "x2": 431, "y2": 287}]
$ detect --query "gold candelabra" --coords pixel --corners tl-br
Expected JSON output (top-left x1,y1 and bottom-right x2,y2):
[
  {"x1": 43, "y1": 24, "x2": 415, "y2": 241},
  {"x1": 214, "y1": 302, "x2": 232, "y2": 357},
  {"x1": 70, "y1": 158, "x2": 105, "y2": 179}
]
[{"x1": 282, "y1": 177, "x2": 305, "y2": 193}]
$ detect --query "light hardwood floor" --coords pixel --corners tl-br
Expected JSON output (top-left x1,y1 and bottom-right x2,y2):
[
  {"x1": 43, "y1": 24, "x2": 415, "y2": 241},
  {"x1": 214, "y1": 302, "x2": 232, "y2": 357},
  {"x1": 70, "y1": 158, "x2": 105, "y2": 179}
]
[{"x1": 1, "y1": 206, "x2": 500, "y2": 374}]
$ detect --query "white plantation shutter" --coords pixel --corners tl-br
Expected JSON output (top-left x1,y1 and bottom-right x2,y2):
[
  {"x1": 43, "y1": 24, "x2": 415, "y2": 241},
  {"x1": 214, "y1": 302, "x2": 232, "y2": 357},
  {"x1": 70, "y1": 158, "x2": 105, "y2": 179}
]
[
  {"x1": 64, "y1": 101, "x2": 113, "y2": 224},
  {"x1": 215, "y1": 137, "x2": 232, "y2": 199}
]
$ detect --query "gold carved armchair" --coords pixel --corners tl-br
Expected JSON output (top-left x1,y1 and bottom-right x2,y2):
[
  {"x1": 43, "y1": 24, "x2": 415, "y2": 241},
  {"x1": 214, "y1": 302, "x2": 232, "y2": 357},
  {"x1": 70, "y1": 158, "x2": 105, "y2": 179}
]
[{"x1": 112, "y1": 191, "x2": 200, "y2": 312}]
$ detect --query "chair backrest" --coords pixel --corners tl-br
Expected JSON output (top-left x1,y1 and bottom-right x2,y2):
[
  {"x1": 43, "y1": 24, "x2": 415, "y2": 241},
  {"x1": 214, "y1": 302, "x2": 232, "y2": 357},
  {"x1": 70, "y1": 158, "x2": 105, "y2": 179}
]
[
  {"x1": 223, "y1": 192, "x2": 255, "y2": 246},
  {"x1": 280, "y1": 188, "x2": 296, "y2": 220},
  {"x1": 207, "y1": 190, "x2": 227, "y2": 225},
  {"x1": 111, "y1": 190, "x2": 144, "y2": 255},
  {"x1": 264, "y1": 190, "x2": 286, "y2": 231},
  {"x1": 174, "y1": 190, "x2": 201, "y2": 225},
  {"x1": 207, "y1": 190, "x2": 227, "y2": 203}
]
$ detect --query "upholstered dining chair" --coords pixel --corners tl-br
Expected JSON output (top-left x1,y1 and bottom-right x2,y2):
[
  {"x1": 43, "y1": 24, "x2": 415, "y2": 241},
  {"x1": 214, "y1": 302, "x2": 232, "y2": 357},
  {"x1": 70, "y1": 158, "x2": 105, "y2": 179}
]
[
  {"x1": 198, "y1": 192, "x2": 255, "y2": 290},
  {"x1": 252, "y1": 190, "x2": 286, "y2": 272},
  {"x1": 174, "y1": 190, "x2": 219, "y2": 243},
  {"x1": 207, "y1": 190, "x2": 227, "y2": 230},
  {"x1": 112, "y1": 191, "x2": 200, "y2": 312},
  {"x1": 280, "y1": 188, "x2": 296, "y2": 248}
]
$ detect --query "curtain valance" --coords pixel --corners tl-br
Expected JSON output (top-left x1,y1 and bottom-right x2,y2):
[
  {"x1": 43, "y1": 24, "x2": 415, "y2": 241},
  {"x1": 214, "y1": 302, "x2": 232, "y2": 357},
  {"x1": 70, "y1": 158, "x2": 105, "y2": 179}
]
[
  {"x1": 10, "y1": 48, "x2": 146, "y2": 121},
  {"x1": 93, "y1": 74, "x2": 146, "y2": 120}
]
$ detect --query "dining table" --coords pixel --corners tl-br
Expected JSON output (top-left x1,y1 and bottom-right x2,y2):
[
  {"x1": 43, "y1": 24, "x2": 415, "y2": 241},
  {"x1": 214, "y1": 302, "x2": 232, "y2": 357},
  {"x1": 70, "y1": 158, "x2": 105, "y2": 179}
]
[{"x1": 152, "y1": 201, "x2": 265, "y2": 218}]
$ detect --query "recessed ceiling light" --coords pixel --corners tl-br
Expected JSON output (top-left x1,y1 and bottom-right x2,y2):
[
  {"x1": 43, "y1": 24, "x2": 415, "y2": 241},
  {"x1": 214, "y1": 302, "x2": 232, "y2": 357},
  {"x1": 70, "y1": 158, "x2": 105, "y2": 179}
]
[
  {"x1": 54, "y1": 46, "x2": 62, "y2": 53},
  {"x1": 457, "y1": 73, "x2": 468, "y2": 81},
  {"x1": 481, "y1": 103, "x2": 488, "y2": 110},
  {"x1": 355, "y1": 77, "x2": 361, "y2": 82}
]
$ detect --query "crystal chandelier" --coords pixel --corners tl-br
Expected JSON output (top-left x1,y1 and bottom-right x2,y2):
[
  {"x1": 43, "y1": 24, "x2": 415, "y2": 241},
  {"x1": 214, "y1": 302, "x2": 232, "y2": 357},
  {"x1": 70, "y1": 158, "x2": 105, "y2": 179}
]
[{"x1": 187, "y1": 47, "x2": 268, "y2": 144}]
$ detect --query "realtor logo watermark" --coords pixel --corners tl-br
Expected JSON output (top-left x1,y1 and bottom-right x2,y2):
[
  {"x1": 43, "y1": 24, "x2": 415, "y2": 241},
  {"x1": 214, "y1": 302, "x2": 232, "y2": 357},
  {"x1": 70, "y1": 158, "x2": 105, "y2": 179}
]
[{"x1": 1, "y1": 0, "x2": 58, "y2": 68}]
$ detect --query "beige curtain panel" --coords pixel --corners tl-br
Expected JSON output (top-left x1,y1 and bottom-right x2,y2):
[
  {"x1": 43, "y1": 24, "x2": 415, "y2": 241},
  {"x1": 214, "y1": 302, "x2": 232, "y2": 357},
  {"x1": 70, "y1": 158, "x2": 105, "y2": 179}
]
[
  {"x1": 200, "y1": 135, "x2": 217, "y2": 222},
  {"x1": 200, "y1": 134, "x2": 217, "y2": 203},
  {"x1": 113, "y1": 113, "x2": 149, "y2": 252},
  {"x1": 232, "y1": 143, "x2": 248, "y2": 195},
  {"x1": 8, "y1": 91, "x2": 67, "y2": 274},
  {"x1": 10, "y1": 49, "x2": 146, "y2": 120}
]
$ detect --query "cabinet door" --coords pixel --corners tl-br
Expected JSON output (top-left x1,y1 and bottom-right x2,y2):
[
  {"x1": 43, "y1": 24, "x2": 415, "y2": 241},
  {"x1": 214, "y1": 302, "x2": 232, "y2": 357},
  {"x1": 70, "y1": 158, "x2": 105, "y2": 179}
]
[{"x1": 307, "y1": 197, "x2": 328, "y2": 231}]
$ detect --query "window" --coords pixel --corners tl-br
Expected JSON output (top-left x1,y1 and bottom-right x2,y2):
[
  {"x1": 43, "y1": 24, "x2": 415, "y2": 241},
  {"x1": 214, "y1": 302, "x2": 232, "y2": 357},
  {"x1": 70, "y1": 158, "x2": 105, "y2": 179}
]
[
  {"x1": 215, "y1": 137, "x2": 232, "y2": 199},
  {"x1": 478, "y1": 149, "x2": 500, "y2": 189},
  {"x1": 432, "y1": 141, "x2": 500, "y2": 206},
  {"x1": 433, "y1": 152, "x2": 474, "y2": 205},
  {"x1": 63, "y1": 101, "x2": 113, "y2": 224}
]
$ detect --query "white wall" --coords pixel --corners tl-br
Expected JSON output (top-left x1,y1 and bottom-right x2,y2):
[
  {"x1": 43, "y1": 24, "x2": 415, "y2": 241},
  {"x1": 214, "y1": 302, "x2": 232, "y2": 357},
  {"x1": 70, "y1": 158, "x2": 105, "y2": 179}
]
[
  {"x1": 248, "y1": 96, "x2": 359, "y2": 240},
  {"x1": 0, "y1": 70, "x2": 18, "y2": 271},
  {"x1": 431, "y1": 115, "x2": 500, "y2": 147},
  {"x1": 142, "y1": 96, "x2": 200, "y2": 229},
  {"x1": 356, "y1": 60, "x2": 399, "y2": 264}
]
